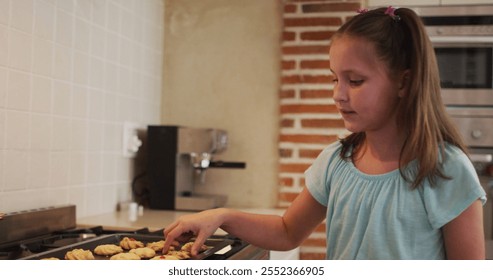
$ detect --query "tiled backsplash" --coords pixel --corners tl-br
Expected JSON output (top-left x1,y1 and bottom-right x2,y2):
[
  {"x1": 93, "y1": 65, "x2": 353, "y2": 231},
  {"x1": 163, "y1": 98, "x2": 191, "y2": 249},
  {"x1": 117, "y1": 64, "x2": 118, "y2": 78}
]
[{"x1": 0, "y1": 0, "x2": 163, "y2": 218}]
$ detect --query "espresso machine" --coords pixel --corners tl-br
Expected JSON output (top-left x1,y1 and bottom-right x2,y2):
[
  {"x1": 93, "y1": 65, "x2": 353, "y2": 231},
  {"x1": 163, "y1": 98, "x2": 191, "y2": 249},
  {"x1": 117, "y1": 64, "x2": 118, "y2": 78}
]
[{"x1": 146, "y1": 125, "x2": 246, "y2": 211}]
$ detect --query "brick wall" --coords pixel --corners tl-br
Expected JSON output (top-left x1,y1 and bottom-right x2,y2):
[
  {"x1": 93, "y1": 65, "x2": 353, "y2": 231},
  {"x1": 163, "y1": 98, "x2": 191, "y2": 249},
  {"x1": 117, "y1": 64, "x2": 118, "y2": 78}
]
[{"x1": 278, "y1": 0, "x2": 362, "y2": 260}]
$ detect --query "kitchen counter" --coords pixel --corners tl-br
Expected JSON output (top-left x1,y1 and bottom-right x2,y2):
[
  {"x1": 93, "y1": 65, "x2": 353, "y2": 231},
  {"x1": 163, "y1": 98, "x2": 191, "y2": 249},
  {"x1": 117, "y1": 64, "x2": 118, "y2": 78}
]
[
  {"x1": 77, "y1": 208, "x2": 195, "y2": 232},
  {"x1": 77, "y1": 207, "x2": 287, "y2": 234}
]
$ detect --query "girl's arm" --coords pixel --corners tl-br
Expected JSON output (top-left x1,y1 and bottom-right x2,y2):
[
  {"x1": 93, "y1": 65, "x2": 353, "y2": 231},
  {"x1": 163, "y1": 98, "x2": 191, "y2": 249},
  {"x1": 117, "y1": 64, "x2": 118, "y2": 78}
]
[
  {"x1": 162, "y1": 188, "x2": 326, "y2": 256},
  {"x1": 442, "y1": 199, "x2": 485, "y2": 259}
]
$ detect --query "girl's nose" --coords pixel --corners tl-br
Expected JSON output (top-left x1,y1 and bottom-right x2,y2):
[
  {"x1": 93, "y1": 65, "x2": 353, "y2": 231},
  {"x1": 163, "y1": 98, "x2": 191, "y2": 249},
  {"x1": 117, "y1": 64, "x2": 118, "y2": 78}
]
[{"x1": 333, "y1": 83, "x2": 348, "y2": 103}]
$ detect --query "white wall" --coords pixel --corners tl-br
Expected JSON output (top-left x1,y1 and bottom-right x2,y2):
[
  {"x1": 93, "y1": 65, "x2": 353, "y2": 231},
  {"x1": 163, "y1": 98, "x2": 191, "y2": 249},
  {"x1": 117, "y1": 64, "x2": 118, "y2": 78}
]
[
  {"x1": 0, "y1": 0, "x2": 164, "y2": 218},
  {"x1": 161, "y1": 0, "x2": 281, "y2": 208}
]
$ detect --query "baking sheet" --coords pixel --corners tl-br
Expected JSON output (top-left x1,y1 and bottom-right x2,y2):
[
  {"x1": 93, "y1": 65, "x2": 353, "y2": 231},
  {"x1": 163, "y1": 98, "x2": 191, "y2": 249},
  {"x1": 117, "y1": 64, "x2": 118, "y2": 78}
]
[{"x1": 19, "y1": 233, "x2": 233, "y2": 260}]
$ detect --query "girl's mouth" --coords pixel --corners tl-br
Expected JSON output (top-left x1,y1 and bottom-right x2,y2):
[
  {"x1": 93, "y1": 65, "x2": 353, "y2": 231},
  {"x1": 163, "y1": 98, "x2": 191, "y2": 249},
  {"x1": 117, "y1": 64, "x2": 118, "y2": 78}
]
[{"x1": 339, "y1": 109, "x2": 356, "y2": 115}]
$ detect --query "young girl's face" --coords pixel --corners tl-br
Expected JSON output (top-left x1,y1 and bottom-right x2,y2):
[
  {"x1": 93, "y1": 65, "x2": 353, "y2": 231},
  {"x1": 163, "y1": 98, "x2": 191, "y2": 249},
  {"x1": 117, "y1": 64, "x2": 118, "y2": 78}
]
[{"x1": 329, "y1": 35, "x2": 404, "y2": 135}]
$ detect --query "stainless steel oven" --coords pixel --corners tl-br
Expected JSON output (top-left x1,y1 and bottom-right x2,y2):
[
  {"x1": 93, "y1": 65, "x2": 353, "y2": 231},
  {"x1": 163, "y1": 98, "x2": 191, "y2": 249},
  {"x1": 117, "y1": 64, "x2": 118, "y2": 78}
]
[
  {"x1": 413, "y1": 5, "x2": 493, "y2": 259},
  {"x1": 414, "y1": 5, "x2": 493, "y2": 107}
]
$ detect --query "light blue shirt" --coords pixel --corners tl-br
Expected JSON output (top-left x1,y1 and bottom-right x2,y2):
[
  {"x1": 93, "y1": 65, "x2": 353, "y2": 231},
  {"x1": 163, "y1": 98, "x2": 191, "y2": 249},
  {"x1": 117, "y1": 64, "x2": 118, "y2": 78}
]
[{"x1": 305, "y1": 141, "x2": 486, "y2": 260}]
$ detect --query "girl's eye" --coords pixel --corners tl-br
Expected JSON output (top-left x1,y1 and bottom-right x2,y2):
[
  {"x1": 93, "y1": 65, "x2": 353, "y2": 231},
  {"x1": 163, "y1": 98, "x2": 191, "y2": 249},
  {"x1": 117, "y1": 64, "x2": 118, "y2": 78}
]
[{"x1": 349, "y1": 80, "x2": 363, "y2": 86}]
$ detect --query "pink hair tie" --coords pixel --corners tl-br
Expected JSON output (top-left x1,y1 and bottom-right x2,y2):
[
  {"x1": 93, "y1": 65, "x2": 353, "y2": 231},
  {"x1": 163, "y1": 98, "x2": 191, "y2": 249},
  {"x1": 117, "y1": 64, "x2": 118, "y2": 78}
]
[{"x1": 384, "y1": 6, "x2": 401, "y2": 21}]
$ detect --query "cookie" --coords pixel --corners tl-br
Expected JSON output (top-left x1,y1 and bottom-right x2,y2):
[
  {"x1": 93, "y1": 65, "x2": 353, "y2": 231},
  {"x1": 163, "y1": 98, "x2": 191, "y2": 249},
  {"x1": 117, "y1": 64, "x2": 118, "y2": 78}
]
[
  {"x1": 65, "y1": 249, "x2": 95, "y2": 260},
  {"x1": 180, "y1": 242, "x2": 209, "y2": 253},
  {"x1": 146, "y1": 240, "x2": 165, "y2": 252},
  {"x1": 110, "y1": 252, "x2": 141, "y2": 260},
  {"x1": 94, "y1": 244, "x2": 124, "y2": 256},
  {"x1": 119, "y1": 237, "x2": 144, "y2": 250},
  {"x1": 129, "y1": 247, "x2": 156, "y2": 259},
  {"x1": 166, "y1": 250, "x2": 190, "y2": 260}
]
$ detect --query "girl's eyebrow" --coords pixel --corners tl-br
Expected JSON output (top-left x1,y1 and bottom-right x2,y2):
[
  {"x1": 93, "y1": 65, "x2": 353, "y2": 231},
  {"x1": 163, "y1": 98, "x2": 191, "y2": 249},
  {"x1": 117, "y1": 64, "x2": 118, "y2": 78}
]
[{"x1": 329, "y1": 68, "x2": 359, "y2": 75}]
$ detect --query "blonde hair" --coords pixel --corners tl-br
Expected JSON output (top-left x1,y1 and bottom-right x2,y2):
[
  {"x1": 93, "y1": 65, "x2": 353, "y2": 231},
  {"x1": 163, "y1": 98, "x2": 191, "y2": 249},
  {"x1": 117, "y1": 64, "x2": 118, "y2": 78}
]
[{"x1": 333, "y1": 7, "x2": 467, "y2": 188}]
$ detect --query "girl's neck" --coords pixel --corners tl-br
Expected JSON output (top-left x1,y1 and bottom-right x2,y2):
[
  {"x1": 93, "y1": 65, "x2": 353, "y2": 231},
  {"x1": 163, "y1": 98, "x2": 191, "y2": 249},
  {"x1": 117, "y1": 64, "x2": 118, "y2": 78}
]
[
  {"x1": 353, "y1": 130, "x2": 406, "y2": 174},
  {"x1": 366, "y1": 133, "x2": 404, "y2": 159}
]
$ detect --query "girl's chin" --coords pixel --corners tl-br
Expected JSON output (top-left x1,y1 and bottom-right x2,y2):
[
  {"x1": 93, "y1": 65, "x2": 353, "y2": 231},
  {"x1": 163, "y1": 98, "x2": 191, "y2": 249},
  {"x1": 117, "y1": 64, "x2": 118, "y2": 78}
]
[{"x1": 343, "y1": 123, "x2": 363, "y2": 133}]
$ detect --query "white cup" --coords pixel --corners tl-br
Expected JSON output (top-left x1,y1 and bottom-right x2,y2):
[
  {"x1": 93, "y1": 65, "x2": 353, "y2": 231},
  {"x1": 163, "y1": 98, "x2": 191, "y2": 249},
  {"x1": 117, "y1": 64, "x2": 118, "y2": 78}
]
[{"x1": 128, "y1": 202, "x2": 138, "y2": 222}]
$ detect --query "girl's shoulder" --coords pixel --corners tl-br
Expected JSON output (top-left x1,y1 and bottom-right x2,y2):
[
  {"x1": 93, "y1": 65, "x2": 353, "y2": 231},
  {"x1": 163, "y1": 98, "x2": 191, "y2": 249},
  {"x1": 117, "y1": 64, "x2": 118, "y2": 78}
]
[
  {"x1": 305, "y1": 141, "x2": 344, "y2": 181},
  {"x1": 323, "y1": 140, "x2": 343, "y2": 153},
  {"x1": 315, "y1": 141, "x2": 344, "y2": 164},
  {"x1": 420, "y1": 143, "x2": 486, "y2": 229},
  {"x1": 440, "y1": 143, "x2": 470, "y2": 166},
  {"x1": 443, "y1": 142, "x2": 465, "y2": 155}
]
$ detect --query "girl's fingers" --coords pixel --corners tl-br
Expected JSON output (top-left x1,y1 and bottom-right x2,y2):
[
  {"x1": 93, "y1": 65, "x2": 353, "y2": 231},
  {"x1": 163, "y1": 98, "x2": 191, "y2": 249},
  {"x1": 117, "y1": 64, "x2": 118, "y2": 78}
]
[{"x1": 190, "y1": 233, "x2": 208, "y2": 256}]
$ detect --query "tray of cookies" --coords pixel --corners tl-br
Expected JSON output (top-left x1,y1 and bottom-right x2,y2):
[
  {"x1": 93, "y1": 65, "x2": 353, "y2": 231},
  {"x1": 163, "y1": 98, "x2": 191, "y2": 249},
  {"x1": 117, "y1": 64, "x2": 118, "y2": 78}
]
[{"x1": 19, "y1": 234, "x2": 234, "y2": 260}]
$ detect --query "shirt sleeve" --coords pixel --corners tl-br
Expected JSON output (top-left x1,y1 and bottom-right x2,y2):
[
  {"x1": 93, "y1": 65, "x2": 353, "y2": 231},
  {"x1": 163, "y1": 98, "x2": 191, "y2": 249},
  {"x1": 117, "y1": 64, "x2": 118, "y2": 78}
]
[
  {"x1": 304, "y1": 141, "x2": 341, "y2": 207},
  {"x1": 422, "y1": 146, "x2": 487, "y2": 229}
]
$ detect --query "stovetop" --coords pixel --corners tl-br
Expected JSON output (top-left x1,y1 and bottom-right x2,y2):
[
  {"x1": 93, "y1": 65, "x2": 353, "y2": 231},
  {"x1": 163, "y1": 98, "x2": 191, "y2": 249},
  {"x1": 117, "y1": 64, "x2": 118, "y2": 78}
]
[{"x1": 0, "y1": 226, "x2": 155, "y2": 260}]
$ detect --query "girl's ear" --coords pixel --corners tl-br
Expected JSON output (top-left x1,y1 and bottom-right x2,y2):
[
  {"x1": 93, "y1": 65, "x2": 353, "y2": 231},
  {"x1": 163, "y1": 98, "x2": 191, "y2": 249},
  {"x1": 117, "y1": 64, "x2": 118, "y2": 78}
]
[{"x1": 398, "y1": 69, "x2": 411, "y2": 98}]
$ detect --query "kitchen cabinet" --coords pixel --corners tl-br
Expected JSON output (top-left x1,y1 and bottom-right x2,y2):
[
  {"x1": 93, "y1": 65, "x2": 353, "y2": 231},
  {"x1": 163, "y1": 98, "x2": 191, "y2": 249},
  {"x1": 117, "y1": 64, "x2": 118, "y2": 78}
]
[{"x1": 367, "y1": 0, "x2": 493, "y2": 6}]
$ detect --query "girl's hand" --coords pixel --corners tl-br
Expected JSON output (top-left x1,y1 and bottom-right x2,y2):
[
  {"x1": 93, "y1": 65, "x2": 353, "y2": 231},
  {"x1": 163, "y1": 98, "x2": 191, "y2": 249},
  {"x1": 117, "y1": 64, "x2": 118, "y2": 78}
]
[{"x1": 162, "y1": 208, "x2": 227, "y2": 256}]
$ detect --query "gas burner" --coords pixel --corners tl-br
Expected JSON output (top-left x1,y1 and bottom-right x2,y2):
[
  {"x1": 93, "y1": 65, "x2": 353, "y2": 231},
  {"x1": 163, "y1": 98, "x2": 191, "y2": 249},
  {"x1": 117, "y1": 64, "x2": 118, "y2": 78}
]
[{"x1": 0, "y1": 245, "x2": 32, "y2": 260}]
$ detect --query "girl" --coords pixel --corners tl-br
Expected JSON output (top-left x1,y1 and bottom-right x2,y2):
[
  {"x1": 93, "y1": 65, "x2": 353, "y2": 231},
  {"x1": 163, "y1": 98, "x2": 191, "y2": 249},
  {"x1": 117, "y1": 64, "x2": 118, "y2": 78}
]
[{"x1": 162, "y1": 7, "x2": 487, "y2": 259}]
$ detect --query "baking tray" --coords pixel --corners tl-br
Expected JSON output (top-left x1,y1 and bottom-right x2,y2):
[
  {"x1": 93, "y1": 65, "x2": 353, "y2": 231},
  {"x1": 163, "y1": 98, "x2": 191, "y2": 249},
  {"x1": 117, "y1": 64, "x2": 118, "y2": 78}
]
[{"x1": 19, "y1": 233, "x2": 234, "y2": 260}]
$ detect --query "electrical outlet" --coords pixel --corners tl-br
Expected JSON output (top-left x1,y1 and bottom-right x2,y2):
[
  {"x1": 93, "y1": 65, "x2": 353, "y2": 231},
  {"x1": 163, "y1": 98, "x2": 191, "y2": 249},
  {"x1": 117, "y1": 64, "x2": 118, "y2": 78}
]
[{"x1": 123, "y1": 122, "x2": 143, "y2": 158}]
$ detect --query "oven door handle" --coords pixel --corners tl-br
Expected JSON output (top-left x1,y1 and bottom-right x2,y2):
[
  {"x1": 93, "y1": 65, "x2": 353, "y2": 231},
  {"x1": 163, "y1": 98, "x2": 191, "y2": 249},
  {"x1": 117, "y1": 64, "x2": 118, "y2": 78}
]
[
  {"x1": 430, "y1": 36, "x2": 493, "y2": 44},
  {"x1": 470, "y1": 153, "x2": 493, "y2": 163}
]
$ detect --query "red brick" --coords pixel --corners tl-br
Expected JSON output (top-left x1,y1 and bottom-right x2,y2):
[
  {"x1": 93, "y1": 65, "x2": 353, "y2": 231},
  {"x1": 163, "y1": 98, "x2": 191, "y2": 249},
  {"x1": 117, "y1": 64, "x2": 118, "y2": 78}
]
[
  {"x1": 300, "y1": 89, "x2": 332, "y2": 98},
  {"x1": 299, "y1": 149, "x2": 323, "y2": 158},
  {"x1": 280, "y1": 89, "x2": 295, "y2": 99},
  {"x1": 302, "y1": 3, "x2": 361, "y2": 13},
  {"x1": 282, "y1": 45, "x2": 330, "y2": 55},
  {"x1": 301, "y1": 118, "x2": 345, "y2": 128},
  {"x1": 300, "y1": 252, "x2": 326, "y2": 260},
  {"x1": 280, "y1": 118, "x2": 295, "y2": 128},
  {"x1": 300, "y1": 60, "x2": 330, "y2": 69},
  {"x1": 279, "y1": 177, "x2": 294, "y2": 187},
  {"x1": 280, "y1": 104, "x2": 338, "y2": 114},
  {"x1": 281, "y1": 74, "x2": 333, "y2": 84},
  {"x1": 279, "y1": 163, "x2": 311, "y2": 173},
  {"x1": 283, "y1": 31, "x2": 296, "y2": 41},
  {"x1": 302, "y1": 238, "x2": 326, "y2": 247},
  {"x1": 281, "y1": 60, "x2": 296, "y2": 70},
  {"x1": 278, "y1": 0, "x2": 353, "y2": 228},
  {"x1": 279, "y1": 148, "x2": 293, "y2": 158},
  {"x1": 284, "y1": 17, "x2": 342, "y2": 27},
  {"x1": 284, "y1": 4, "x2": 297, "y2": 13},
  {"x1": 300, "y1": 31, "x2": 334, "y2": 41}
]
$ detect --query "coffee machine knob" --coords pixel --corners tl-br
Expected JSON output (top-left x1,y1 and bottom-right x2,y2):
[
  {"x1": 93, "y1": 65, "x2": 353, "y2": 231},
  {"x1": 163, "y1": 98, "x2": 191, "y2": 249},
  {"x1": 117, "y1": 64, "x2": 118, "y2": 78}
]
[{"x1": 471, "y1": 129, "x2": 482, "y2": 139}]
